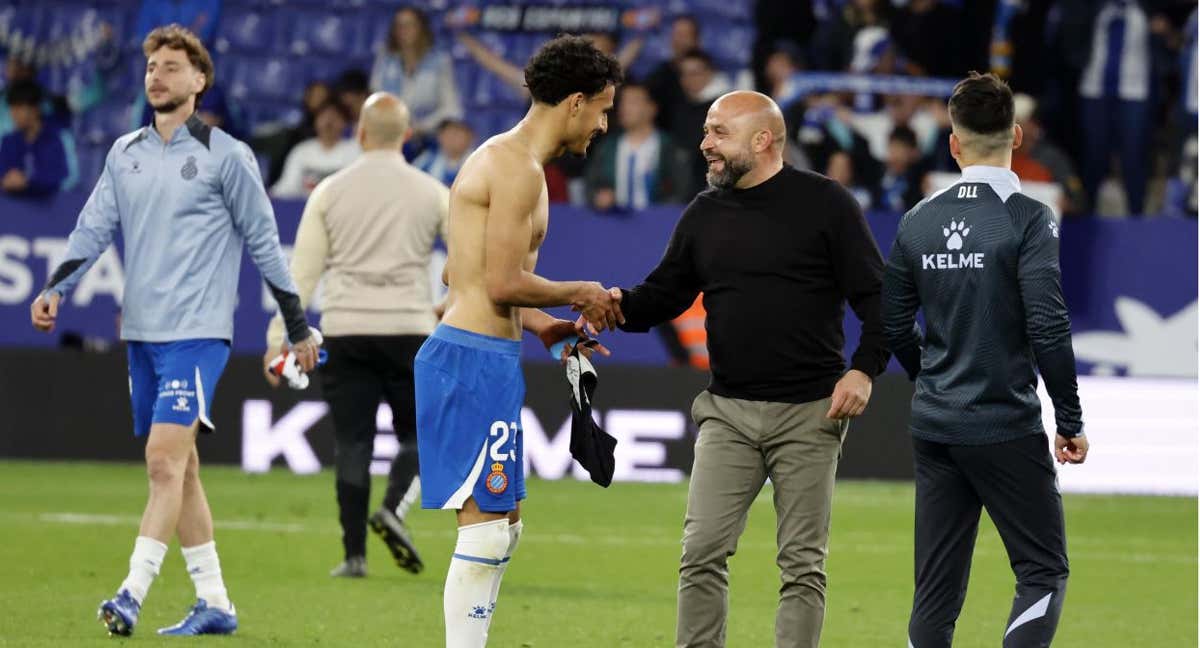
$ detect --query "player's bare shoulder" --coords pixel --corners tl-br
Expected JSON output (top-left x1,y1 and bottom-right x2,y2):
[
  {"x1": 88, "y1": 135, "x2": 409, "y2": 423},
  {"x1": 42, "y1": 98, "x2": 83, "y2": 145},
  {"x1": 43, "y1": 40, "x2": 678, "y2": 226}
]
[{"x1": 453, "y1": 132, "x2": 544, "y2": 205}]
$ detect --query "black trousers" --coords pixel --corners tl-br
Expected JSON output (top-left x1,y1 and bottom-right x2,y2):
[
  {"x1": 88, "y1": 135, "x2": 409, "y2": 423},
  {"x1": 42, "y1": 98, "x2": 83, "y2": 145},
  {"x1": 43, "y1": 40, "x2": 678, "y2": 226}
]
[
  {"x1": 319, "y1": 335, "x2": 424, "y2": 560},
  {"x1": 909, "y1": 433, "x2": 1070, "y2": 648}
]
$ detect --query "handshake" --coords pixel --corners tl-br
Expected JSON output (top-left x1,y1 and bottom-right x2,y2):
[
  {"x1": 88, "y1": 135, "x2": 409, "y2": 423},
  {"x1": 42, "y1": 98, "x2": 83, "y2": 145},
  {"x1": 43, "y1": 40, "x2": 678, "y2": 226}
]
[{"x1": 571, "y1": 284, "x2": 625, "y2": 333}]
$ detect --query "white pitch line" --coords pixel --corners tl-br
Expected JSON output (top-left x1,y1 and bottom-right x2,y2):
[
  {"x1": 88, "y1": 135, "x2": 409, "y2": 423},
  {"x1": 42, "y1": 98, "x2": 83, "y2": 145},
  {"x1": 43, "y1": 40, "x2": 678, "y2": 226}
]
[
  {"x1": 37, "y1": 512, "x2": 309, "y2": 533},
  {"x1": 16, "y1": 511, "x2": 1197, "y2": 567}
]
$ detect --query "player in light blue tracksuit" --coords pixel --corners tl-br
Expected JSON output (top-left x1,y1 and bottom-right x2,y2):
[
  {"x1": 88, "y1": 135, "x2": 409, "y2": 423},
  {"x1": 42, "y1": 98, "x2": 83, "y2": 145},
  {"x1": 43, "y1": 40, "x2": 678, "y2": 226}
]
[{"x1": 29, "y1": 25, "x2": 321, "y2": 638}]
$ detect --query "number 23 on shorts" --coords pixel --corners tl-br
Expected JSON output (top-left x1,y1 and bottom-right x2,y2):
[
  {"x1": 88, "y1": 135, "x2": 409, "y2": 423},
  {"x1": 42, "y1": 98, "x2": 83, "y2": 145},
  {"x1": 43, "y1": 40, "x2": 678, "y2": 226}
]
[{"x1": 489, "y1": 420, "x2": 518, "y2": 462}]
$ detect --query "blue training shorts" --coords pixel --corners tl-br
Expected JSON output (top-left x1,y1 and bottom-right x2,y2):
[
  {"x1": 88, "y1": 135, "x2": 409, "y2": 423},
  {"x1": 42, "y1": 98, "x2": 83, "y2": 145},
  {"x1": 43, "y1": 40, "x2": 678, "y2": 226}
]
[
  {"x1": 415, "y1": 325, "x2": 526, "y2": 513},
  {"x1": 127, "y1": 339, "x2": 230, "y2": 437}
]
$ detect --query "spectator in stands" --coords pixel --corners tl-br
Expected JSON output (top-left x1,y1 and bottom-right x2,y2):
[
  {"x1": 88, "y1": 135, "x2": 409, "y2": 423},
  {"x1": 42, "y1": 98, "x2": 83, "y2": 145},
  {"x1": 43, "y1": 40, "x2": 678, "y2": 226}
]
[
  {"x1": 850, "y1": 93, "x2": 939, "y2": 162},
  {"x1": 671, "y1": 49, "x2": 731, "y2": 196},
  {"x1": 369, "y1": 7, "x2": 462, "y2": 141},
  {"x1": 455, "y1": 32, "x2": 527, "y2": 97},
  {"x1": 585, "y1": 83, "x2": 686, "y2": 212},
  {"x1": 1078, "y1": 0, "x2": 1154, "y2": 216},
  {"x1": 890, "y1": 0, "x2": 964, "y2": 77},
  {"x1": 921, "y1": 97, "x2": 957, "y2": 173},
  {"x1": 265, "y1": 80, "x2": 331, "y2": 188},
  {"x1": 1164, "y1": 8, "x2": 1197, "y2": 218},
  {"x1": 414, "y1": 118, "x2": 475, "y2": 187},
  {"x1": 0, "y1": 57, "x2": 72, "y2": 137},
  {"x1": 645, "y1": 15, "x2": 701, "y2": 131},
  {"x1": 792, "y1": 94, "x2": 880, "y2": 187},
  {"x1": 765, "y1": 41, "x2": 805, "y2": 110},
  {"x1": 874, "y1": 125, "x2": 926, "y2": 212},
  {"x1": 135, "y1": 0, "x2": 221, "y2": 44},
  {"x1": 336, "y1": 70, "x2": 371, "y2": 127},
  {"x1": 808, "y1": 0, "x2": 894, "y2": 71},
  {"x1": 826, "y1": 150, "x2": 873, "y2": 209},
  {"x1": 271, "y1": 101, "x2": 359, "y2": 199},
  {"x1": 456, "y1": 31, "x2": 645, "y2": 99},
  {"x1": 0, "y1": 81, "x2": 77, "y2": 197},
  {"x1": 586, "y1": 31, "x2": 646, "y2": 72},
  {"x1": 752, "y1": 0, "x2": 816, "y2": 92},
  {"x1": 455, "y1": 30, "x2": 645, "y2": 205},
  {"x1": 1011, "y1": 94, "x2": 1087, "y2": 216}
]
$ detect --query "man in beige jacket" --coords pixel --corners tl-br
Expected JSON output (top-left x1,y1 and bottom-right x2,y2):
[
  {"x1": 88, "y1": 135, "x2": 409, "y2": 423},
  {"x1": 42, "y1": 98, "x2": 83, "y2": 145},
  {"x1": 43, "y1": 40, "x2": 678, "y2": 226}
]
[{"x1": 265, "y1": 92, "x2": 448, "y2": 578}]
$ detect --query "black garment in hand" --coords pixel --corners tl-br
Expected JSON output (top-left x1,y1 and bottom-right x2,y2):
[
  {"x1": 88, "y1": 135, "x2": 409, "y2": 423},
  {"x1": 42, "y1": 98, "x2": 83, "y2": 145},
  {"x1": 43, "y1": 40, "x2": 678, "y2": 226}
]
[{"x1": 565, "y1": 345, "x2": 617, "y2": 488}]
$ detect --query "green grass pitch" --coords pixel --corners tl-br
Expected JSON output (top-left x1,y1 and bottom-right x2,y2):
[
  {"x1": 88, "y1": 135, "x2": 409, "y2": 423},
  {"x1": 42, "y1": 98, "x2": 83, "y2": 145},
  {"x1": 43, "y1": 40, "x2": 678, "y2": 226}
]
[{"x1": 0, "y1": 461, "x2": 1194, "y2": 646}]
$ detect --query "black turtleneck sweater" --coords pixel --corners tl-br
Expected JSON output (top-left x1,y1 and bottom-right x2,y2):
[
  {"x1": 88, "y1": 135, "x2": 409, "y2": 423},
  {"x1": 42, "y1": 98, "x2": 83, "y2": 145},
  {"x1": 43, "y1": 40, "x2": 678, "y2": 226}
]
[{"x1": 619, "y1": 165, "x2": 890, "y2": 403}]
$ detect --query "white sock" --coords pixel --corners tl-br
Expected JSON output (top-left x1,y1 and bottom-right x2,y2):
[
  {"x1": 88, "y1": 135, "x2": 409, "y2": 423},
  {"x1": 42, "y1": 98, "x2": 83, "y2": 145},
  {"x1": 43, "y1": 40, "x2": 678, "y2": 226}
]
[
  {"x1": 444, "y1": 519, "x2": 509, "y2": 648},
  {"x1": 181, "y1": 541, "x2": 232, "y2": 612},
  {"x1": 119, "y1": 536, "x2": 168, "y2": 605},
  {"x1": 483, "y1": 521, "x2": 522, "y2": 634}
]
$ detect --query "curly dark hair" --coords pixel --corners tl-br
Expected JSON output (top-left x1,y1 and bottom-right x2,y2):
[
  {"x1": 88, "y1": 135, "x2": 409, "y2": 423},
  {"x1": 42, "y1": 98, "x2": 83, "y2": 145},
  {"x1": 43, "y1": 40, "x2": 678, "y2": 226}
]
[{"x1": 524, "y1": 35, "x2": 623, "y2": 106}]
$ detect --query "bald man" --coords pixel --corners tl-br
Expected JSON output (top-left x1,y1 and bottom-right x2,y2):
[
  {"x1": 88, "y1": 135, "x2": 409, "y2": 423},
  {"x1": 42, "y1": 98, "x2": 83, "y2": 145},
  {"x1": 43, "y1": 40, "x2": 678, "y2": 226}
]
[
  {"x1": 611, "y1": 91, "x2": 890, "y2": 647},
  {"x1": 265, "y1": 92, "x2": 448, "y2": 578}
]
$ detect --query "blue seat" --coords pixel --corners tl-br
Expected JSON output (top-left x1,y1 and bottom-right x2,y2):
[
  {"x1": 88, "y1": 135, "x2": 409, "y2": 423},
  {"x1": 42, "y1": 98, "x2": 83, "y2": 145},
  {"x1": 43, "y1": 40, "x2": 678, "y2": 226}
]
[
  {"x1": 688, "y1": 0, "x2": 751, "y2": 21},
  {"x1": 452, "y1": 61, "x2": 477, "y2": 100},
  {"x1": 241, "y1": 100, "x2": 300, "y2": 133},
  {"x1": 464, "y1": 107, "x2": 523, "y2": 141},
  {"x1": 214, "y1": 7, "x2": 282, "y2": 55},
  {"x1": 470, "y1": 70, "x2": 508, "y2": 110},
  {"x1": 76, "y1": 101, "x2": 134, "y2": 145},
  {"x1": 300, "y1": 57, "x2": 349, "y2": 87},
  {"x1": 225, "y1": 56, "x2": 297, "y2": 103},
  {"x1": 361, "y1": 7, "x2": 394, "y2": 55},
  {"x1": 287, "y1": 11, "x2": 368, "y2": 58}
]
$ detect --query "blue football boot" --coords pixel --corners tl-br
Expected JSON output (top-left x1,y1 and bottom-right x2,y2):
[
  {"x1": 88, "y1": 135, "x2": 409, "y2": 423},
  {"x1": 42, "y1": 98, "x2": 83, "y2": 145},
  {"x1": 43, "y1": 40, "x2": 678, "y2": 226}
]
[
  {"x1": 157, "y1": 599, "x2": 238, "y2": 636},
  {"x1": 97, "y1": 589, "x2": 141, "y2": 636}
]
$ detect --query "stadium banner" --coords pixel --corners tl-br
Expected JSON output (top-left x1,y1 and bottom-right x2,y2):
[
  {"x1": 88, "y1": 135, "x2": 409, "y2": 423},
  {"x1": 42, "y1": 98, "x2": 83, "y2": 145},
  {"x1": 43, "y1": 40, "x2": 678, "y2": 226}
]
[
  {"x1": 0, "y1": 191, "x2": 1195, "y2": 378},
  {"x1": 1, "y1": 350, "x2": 1194, "y2": 495},
  {"x1": 444, "y1": 4, "x2": 623, "y2": 33}
]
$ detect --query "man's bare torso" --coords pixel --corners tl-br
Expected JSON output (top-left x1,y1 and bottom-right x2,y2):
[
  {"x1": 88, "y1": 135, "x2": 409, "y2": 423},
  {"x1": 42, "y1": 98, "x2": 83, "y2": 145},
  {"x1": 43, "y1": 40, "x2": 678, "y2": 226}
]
[{"x1": 441, "y1": 130, "x2": 549, "y2": 340}]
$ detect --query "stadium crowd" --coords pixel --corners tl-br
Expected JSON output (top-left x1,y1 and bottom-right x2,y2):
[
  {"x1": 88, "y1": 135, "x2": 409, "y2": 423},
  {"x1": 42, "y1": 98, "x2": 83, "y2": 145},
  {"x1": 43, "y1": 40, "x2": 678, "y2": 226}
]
[{"x1": 0, "y1": 0, "x2": 1195, "y2": 218}]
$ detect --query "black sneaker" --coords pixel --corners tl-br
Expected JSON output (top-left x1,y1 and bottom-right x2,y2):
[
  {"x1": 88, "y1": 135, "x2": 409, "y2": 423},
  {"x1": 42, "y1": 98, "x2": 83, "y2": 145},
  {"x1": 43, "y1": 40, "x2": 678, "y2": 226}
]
[{"x1": 368, "y1": 508, "x2": 423, "y2": 574}]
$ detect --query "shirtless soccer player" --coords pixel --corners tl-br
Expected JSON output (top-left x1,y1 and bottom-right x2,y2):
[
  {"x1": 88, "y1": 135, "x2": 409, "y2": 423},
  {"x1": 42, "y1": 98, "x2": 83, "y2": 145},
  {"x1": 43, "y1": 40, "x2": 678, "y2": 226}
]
[{"x1": 414, "y1": 35, "x2": 624, "y2": 648}]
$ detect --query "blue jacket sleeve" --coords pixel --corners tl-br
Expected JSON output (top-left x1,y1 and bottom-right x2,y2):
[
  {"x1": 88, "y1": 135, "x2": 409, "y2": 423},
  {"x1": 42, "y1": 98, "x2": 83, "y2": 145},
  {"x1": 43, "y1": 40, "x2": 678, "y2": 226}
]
[
  {"x1": 220, "y1": 140, "x2": 311, "y2": 343},
  {"x1": 881, "y1": 213, "x2": 924, "y2": 380},
  {"x1": 0, "y1": 134, "x2": 19, "y2": 176},
  {"x1": 1018, "y1": 209, "x2": 1084, "y2": 437},
  {"x1": 44, "y1": 145, "x2": 121, "y2": 297}
]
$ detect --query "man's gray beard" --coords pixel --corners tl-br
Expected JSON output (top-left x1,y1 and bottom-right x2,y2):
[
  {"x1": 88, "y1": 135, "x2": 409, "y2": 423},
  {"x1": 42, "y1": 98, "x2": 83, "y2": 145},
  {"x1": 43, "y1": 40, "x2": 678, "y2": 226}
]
[{"x1": 706, "y1": 155, "x2": 754, "y2": 189}]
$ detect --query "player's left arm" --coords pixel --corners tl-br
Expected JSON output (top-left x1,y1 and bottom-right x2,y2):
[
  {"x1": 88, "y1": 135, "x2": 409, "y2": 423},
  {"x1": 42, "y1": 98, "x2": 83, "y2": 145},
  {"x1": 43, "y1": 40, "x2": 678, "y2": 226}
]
[
  {"x1": 827, "y1": 184, "x2": 887, "y2": 419},
  {"x1": 221, "y1": 141, "x2": 315, "y2": 355},
  {"x1": 882, "y1": 211, "x2": 924, "y2": 380},
  {"x1": 265, "y1": 178, "x2": 331, "y2": 381},
  {"x1": 1018, "y1": 207, "x2": 1085, "y2": 458},
  {"x1": 33, "y1": 145, "x2": 122, "y2": 331}
]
